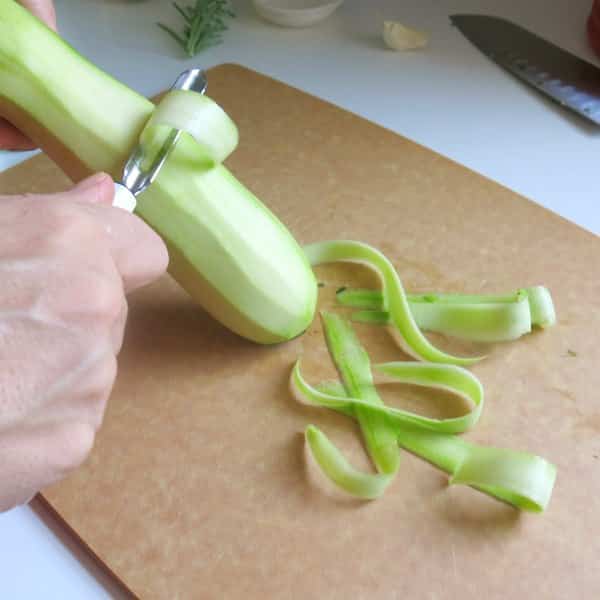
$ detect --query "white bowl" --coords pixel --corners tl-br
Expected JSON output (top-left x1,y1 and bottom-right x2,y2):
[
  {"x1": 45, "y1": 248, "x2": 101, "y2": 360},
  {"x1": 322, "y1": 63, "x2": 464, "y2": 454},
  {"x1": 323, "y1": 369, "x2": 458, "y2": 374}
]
[{"x1": 253, "y1": 0, "x2": 344, "y2": 28}]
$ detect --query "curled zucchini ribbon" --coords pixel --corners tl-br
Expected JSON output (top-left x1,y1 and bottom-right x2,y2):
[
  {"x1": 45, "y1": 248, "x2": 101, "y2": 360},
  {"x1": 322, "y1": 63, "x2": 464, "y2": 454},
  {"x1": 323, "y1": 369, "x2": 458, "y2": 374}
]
[
  {"x1": 140, "y1": 89, "x2": 239, "y2": 168},
  {"x1": 337, "y1": 286, "x2": 556, "y2": 342},
  {"x1": 304, "y1": 240, "x2": 481, "y2": 365},
  {"x1": 292, "y1": 313, "x2": 556, "y2": 510}
]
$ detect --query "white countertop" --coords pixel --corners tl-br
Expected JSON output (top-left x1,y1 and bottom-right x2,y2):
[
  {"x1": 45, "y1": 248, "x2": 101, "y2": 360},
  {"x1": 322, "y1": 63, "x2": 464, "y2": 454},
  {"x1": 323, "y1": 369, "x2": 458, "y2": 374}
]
[{"x1": 1, "y1": 0, "x2": 598, "y2": 597}]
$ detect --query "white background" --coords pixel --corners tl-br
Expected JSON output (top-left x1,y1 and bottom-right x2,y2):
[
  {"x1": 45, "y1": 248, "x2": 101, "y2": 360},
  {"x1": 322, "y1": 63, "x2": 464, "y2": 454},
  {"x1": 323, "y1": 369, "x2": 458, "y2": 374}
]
[{"x1": 0, "y1": 1, "x2": 598, "y2": 597}]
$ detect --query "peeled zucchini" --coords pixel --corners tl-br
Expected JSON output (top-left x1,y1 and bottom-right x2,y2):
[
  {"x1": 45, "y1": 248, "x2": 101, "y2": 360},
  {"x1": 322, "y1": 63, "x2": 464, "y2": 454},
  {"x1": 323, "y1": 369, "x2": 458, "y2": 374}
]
[{"x1": 0, "y1": 1, "x2": 317, "y2": 343}]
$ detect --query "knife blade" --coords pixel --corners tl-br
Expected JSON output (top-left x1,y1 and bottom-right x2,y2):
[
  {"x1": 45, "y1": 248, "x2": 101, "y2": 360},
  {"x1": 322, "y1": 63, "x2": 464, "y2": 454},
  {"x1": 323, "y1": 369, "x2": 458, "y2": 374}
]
[{"x1": 450, "y1": 14, "x2": 600, "y2": 126}]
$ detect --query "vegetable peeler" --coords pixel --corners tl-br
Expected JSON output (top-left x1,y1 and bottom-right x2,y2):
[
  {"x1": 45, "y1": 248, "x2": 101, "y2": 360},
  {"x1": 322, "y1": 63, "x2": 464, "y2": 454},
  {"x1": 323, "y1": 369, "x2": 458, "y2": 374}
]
[{"x1": 112, "y1": 68, "x2": 208, "y2": 212}]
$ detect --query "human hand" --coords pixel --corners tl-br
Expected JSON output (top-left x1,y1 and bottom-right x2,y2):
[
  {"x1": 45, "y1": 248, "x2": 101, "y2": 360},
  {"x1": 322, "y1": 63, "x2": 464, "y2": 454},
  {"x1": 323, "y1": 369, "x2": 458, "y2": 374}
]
[
  {"x1": 0, "y1": 174, "x2": 168, "y2": 511},
  {"x1": 0, "y1": 0, "x2": 57, "y2": 150}
]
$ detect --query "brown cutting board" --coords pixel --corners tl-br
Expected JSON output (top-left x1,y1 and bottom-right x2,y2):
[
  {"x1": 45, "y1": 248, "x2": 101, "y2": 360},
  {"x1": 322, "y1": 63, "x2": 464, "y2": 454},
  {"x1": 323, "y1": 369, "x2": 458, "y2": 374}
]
[{"x1": 1, "y1": 64, "x2": 599, "y2": 599}]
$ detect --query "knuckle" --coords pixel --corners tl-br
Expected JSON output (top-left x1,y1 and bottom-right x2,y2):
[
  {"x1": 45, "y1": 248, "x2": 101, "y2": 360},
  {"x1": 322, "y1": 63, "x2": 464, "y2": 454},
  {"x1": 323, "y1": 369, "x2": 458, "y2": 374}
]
[
  {"x1": 57, "y1": 423, "x2": 96, "y2": 472},
  {"x1": 112, "y1": 300, "x2": 129, "y2": 354},
  {"x1": 77, "y1": 272, "x2": 124, "y2": 325},
  {"x1": 90, "y1": 356, "x2": 117, "y2": 431},
  {"x1": 90, "y1": 353, "x2": 118, "y2": 400},
  {"x1": 83, "y1": 353, "x2": 117, "y2": 431}
]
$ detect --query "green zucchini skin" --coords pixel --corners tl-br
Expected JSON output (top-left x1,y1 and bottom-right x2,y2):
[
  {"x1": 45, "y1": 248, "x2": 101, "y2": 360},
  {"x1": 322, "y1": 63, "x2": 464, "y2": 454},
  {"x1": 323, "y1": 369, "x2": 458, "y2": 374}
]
[{"x1": 0, "y1": 1, "x2": 317, "y2": 343}]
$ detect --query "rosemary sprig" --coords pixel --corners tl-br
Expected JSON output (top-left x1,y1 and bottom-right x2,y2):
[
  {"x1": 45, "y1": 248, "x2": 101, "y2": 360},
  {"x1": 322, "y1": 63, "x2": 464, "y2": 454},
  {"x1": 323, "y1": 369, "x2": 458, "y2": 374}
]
[{"x1": 158, "y1": 1, "x2": 235, "y2": 58}]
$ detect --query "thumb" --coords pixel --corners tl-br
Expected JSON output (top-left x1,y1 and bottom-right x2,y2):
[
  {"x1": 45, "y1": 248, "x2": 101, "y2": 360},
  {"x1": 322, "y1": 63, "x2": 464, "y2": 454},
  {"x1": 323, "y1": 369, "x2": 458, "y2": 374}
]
[
  {"x1": 18, "y1": 0, "x2": 58, "y2": 31},
  {"x1": 65, "y1": 173, "x2": 115, "y2": 206}
]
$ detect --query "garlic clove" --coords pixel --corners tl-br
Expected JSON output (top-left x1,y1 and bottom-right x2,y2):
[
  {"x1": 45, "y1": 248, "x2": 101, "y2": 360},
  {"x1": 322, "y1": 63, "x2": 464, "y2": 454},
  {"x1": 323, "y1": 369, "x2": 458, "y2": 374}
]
[{"x1": 383, "y1": 20, "x2": 428, "y2": 50}]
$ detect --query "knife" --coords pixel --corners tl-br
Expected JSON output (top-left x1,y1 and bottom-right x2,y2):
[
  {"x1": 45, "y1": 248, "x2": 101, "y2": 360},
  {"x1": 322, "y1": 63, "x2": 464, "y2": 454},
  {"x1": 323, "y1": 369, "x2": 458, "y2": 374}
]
[{"x1": 450, "y1": 14, "x2": 600, "y2": 126}]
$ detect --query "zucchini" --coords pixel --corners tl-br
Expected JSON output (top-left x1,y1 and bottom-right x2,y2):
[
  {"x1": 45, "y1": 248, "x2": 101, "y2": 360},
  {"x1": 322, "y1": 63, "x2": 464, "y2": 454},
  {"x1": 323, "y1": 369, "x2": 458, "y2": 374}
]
[{"x1": 0, "y1": 1, "x2": 317, "y2": 343}]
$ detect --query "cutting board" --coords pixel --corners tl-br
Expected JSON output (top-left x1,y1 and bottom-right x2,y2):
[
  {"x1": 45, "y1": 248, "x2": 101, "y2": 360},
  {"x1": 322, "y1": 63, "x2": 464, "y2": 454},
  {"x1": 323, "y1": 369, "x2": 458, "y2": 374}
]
[{"x1": 1, "y1": 64, "x2": 599, "y2": 599}]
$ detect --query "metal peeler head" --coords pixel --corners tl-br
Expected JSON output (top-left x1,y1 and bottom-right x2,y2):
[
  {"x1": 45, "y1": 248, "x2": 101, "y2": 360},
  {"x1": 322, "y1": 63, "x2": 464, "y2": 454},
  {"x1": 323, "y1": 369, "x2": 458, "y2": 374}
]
[
  {"x1": 171, "y1": 68, "x2": 208, "y2": 93},
  {"x1": 120, "y1": 69, "x2": 208, "y2": 198}
]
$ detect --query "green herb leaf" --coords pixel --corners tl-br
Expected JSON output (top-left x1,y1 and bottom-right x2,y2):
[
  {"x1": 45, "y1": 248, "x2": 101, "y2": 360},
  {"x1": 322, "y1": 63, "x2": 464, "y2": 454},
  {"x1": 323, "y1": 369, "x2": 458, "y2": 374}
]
[{"x1": 158, "y1": 0, "x2": 235, "y2": 58}]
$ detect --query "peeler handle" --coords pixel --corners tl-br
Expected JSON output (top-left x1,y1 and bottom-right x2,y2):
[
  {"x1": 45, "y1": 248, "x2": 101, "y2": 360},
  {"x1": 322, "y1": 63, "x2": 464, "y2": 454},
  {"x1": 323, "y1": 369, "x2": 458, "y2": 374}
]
[{"x1": 112, "y1": 182, "x2": 137, "y2": 212}]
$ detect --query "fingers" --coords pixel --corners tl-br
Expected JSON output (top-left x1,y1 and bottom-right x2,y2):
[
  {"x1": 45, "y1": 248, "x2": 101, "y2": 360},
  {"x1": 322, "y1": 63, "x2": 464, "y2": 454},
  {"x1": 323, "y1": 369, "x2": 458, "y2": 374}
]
[
  {"x1": 66, "y1": 174, "x2": 170, "y2": 292},
  {"x1": 4, "y1": 173, "x2": 169, "y2": 293},
  {"x1": 17, "y1": 0, "x2": 57, "y2": 30},
  {"x1": 101, "y1": 213, "x2": 170, "y2": 294},
  {"x1": 36, "y1": 173, "x2": 170, "y2": 293}
]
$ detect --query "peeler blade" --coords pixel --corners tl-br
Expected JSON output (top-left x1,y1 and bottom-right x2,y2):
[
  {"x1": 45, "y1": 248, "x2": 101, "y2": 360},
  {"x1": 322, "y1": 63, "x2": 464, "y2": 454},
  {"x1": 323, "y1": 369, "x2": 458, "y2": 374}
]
[{"x1": 112, "y1": 68, "x2": 208, "y2": 212}]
